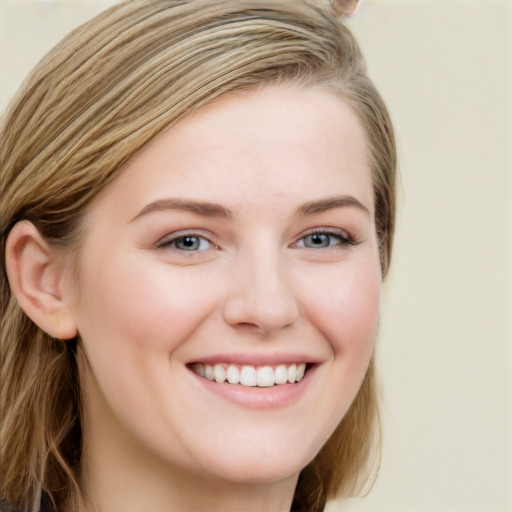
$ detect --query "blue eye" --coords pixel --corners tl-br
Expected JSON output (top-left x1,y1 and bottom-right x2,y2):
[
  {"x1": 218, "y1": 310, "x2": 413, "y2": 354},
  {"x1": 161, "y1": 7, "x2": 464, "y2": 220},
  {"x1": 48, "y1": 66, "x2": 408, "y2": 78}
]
[
  {"x1": 157, "y1": 235, "x2": 212, "y2": 251},
  {"x1": 298, "y1": 231, "x2": 352, "y2": 249}
]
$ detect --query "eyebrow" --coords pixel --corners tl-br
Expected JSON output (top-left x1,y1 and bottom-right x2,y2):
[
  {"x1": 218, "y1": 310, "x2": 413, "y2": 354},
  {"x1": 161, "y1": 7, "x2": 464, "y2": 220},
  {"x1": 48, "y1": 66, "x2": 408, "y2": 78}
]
[
  {"x1": 296, "y1": 195, "x2": 371, "y2": 217},
  {"x1": 130, "y1": 194, "x2": 370, "y2": 223},
  {"x1": 130, "y1": 198, "x2": 232, "y2": 222}
]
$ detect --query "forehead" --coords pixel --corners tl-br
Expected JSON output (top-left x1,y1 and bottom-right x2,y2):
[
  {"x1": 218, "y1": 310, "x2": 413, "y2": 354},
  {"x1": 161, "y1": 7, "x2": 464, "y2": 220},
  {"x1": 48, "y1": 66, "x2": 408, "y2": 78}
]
[{"x1": 86, "y1": 86, "x2": 373, "y2": 221}]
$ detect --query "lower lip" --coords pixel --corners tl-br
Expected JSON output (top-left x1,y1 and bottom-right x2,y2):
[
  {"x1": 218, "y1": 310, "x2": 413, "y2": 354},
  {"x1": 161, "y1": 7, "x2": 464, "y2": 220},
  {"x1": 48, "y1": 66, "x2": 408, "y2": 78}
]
[{"x1": 188, "y1": 366, "x2": 316, "y2": 410}]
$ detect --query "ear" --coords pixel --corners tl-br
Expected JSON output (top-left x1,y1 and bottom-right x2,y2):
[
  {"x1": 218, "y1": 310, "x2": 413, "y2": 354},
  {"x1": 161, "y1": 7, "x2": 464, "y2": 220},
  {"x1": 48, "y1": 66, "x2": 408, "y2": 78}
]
[{"x1": 5, "y1": 220, "x2": 78, "y2": 340}]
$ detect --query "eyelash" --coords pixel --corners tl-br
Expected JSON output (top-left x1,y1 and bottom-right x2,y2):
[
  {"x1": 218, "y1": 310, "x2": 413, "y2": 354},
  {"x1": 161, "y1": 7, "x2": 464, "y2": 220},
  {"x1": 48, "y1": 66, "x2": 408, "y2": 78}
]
[
  {"x1": 154, "y1": 228, "x2": 356, "y2": 253},
  {"x1": 294, "y1": 228, "x2": 356, "y2": 249},
  {"x1": 154, "y1": 232, "x2": 214, "y2": 252}
]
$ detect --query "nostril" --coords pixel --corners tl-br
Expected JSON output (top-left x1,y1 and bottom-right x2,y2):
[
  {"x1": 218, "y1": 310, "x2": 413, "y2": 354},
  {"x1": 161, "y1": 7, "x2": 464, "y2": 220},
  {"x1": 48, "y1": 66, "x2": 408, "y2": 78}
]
[{"x1": 237, "y1": 321, "x2": 263, "y2": 331}]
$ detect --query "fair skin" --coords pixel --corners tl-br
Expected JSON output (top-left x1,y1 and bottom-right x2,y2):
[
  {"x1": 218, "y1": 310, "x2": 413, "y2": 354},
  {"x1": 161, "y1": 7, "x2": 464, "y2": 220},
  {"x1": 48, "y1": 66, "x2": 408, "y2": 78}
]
[{"x1": 7, "y1": 86, "x2": 381, "y2": 511}]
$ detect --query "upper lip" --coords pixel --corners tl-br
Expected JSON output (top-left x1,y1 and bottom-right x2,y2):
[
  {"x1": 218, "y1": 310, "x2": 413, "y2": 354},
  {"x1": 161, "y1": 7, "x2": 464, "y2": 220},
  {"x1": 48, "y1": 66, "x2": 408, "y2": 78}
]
[{"x1": 187, "y1": 352, "x2": 323, "y2": 366}]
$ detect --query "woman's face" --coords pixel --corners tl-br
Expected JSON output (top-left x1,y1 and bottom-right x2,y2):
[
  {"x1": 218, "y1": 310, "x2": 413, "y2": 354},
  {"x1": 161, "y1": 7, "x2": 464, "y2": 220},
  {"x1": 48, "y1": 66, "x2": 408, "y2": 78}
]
[{"x1": 67, "y1": 86, "x2": 381, "y2": 488}]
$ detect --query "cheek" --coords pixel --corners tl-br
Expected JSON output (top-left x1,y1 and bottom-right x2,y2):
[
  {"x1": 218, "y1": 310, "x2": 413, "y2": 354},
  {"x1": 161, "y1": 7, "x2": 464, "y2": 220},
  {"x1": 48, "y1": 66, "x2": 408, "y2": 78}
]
[
  {"x1": 290, "y1": 259, "x2": 381, "y2": 453},
  {"x1": 74, "y1": 255, "x2": 218, "y2": 355},
  {"x1": 303, "y1": 259, "x2": 381, "y2": 361},
  {"x1": 72, "y1": 256, "x2": 222, "y2": 444}
]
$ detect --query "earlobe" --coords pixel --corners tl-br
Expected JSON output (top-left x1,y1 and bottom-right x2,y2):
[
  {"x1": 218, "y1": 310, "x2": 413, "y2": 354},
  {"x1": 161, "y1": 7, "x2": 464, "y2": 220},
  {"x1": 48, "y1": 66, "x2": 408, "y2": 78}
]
[{"x1": 5, "y1": 221, "x2": 78, "y2": 340}]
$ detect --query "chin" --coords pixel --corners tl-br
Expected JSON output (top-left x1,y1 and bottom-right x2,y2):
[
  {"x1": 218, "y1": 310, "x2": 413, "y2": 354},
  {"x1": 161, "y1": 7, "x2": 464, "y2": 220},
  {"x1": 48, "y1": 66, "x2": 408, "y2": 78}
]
[
  {"x1": 214, "y1": 462, "x2": 302, "y2": 486},
  {"x1": 194, "y1": 439, "x2": 317, "y2": 486}
]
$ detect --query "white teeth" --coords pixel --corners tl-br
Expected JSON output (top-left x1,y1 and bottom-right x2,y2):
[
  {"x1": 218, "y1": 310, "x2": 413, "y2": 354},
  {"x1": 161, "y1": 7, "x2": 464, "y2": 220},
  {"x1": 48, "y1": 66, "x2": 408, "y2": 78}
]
[
  {"x1": 213, "y1": 364, "x2": 226, "y2": 383},
  {"x1": 204, "y1": 364, "x2": 214, "y2": 381},
  {"x1": 240, "y1": 366, "x2": 257, "y2": 387},
  {"x1": 193, "y1": 363, "x2": 205, "y2": 378},
  {"x1": 287, "y1": 364, "x2": 297, "y2": 383},
  {"x1": 226, "y1": 364, "x2": 240, "y2": 384},
  {"x1": 296, "y1": 363, "x2": 306, "y2": 382},
  {"x1": 256, "y1": 366, "x2": 274, "y2": 387},
  {"x1": 274, "y1": 364, "x2": 288, "y2": 385},
  {"x1": 192, "y1": 362, "x2": 309, "y2": 387}
]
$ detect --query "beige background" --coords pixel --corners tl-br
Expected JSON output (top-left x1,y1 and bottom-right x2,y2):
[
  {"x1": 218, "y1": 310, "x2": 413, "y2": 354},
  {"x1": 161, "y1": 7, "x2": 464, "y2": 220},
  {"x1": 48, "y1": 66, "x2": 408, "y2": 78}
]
[{"x1": 1, "y1": 1, "x2": 511, "y2": 511}]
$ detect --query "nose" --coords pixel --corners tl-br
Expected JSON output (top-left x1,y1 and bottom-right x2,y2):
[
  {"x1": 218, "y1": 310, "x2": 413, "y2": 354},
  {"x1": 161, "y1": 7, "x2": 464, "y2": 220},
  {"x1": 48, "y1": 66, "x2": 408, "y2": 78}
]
[{"x1": 222, "y1": 249, "x2": 300, "y2": 335}]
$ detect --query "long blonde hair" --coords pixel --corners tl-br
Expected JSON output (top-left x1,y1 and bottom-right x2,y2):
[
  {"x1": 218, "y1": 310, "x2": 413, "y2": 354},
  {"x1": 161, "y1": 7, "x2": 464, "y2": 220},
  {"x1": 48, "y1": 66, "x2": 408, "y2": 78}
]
[{"x1": 0, "y1": 1, "x2": 396, "y2": 510}]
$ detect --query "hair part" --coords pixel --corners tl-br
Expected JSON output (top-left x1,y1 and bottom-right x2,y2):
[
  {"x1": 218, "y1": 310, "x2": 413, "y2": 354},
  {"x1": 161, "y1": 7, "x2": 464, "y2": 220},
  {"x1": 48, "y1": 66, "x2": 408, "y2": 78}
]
[{"x1": 0, "y1": 1, "x2": 396, "y2": 510}]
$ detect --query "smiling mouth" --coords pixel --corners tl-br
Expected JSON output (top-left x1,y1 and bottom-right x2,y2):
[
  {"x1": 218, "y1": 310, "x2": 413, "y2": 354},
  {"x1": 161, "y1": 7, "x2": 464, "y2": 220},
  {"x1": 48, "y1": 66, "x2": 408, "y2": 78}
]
[{"x1": 189, "y1": 363, "x2": 309, "y2": 388}]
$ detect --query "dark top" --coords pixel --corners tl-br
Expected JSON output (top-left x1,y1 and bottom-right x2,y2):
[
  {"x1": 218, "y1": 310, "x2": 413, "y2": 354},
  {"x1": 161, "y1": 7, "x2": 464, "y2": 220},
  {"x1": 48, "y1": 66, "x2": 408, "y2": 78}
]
[{"x1": 0, "y1": 490, "x2": 54, "y2": 512}]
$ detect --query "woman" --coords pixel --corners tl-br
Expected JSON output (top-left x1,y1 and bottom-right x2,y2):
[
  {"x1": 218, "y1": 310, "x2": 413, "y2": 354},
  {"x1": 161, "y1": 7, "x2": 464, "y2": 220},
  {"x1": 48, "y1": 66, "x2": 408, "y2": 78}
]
[{"x1": 0, "y1": 1, "x2": 396, "y2": 511}]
